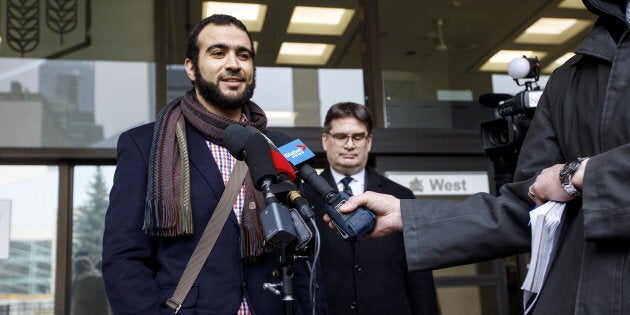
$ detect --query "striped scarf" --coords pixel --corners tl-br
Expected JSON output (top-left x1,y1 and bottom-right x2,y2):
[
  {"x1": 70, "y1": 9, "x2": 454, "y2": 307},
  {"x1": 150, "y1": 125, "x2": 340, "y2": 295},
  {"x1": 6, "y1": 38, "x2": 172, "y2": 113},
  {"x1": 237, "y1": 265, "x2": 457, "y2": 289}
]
[{"x1": 143, "y1": 89, "x2": 267, "y2": 257}]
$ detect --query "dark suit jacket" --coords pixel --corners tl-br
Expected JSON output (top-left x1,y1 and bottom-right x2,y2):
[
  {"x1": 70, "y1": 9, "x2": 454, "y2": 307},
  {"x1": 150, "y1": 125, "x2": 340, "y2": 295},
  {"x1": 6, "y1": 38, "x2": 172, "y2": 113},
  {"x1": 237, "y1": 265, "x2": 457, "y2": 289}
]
[
  {"x1": 305, "y1": 167, "x2": 438, "y2": 315},
  {"x1": 102, "y1": 122, "x2": 315, "y2": 315}
]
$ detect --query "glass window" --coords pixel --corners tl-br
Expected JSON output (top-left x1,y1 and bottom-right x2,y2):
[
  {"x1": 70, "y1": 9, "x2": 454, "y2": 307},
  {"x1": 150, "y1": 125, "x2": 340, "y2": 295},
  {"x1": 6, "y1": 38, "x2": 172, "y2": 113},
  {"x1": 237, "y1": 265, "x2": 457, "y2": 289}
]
[
  {"x1": 0, "y1": 165, "x2": 58, "y2": 314},
  {"x1": 167, "y1": 65, "x2": 364, "y2": 127},
  {"x1": 70, "y1": 165, "x2": 115, "y2": 315},
  {"x1": 0, "y1": 58, "x2": 155, "y2": 148}
]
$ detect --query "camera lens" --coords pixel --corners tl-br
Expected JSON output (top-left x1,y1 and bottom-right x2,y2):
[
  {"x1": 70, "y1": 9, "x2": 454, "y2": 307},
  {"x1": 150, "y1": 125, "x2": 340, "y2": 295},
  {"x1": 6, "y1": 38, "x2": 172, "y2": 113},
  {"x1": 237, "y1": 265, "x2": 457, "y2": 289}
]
[{"x1": 489, "y1": 128, "x2": 510, "y2": 146}]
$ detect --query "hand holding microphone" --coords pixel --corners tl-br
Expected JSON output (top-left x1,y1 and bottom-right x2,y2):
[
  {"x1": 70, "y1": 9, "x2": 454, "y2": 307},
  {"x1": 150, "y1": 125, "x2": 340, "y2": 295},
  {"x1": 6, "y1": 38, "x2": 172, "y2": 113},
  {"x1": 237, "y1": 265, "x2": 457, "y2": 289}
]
[
  {"x1": 331, "y1": 191, "x2": 403, "y2": 238},
  {"x1": 267, "y1": 132, "x2": 376, "y2": 241}
]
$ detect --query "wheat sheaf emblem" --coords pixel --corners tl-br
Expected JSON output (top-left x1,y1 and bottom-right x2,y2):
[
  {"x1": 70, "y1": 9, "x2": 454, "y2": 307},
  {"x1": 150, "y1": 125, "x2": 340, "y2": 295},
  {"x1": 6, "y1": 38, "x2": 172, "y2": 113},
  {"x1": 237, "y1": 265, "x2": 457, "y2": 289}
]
[
  {"x1": 6, "y1": 0, "x2": 40, "y2": 56},
  {"x1": 46, "y1": 0, "x2": 78, "y2": 44}
]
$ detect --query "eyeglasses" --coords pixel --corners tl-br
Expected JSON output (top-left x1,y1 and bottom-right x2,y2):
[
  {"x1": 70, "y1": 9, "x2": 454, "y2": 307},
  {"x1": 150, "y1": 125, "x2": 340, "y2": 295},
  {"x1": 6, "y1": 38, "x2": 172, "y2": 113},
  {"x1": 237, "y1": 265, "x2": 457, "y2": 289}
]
[{"x1": 326, "y1": 132, "x2": 369, "y2": 144}]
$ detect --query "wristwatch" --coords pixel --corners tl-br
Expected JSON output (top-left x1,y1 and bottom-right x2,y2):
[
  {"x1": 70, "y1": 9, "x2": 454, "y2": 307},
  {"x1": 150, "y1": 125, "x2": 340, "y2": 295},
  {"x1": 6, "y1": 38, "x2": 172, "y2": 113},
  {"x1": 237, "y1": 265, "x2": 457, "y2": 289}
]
[{"x1": 559, "y1": 157, "x2": 587, "y2": 197}]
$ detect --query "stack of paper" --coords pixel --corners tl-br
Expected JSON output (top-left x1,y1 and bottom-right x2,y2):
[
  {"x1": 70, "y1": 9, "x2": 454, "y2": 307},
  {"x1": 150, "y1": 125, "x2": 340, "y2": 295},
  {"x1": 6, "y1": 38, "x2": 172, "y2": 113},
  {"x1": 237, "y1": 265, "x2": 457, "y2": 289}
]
[{"x1": 521, "y1": 201, "x2": 566, "y2": 314}]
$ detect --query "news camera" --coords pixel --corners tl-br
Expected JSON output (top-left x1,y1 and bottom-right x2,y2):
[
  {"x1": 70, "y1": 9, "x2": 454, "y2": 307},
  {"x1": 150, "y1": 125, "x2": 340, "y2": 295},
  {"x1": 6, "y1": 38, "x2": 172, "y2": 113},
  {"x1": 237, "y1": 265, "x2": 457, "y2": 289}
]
[{"x1": 479, "y1": 56, "x2": 542, "y2": 188}]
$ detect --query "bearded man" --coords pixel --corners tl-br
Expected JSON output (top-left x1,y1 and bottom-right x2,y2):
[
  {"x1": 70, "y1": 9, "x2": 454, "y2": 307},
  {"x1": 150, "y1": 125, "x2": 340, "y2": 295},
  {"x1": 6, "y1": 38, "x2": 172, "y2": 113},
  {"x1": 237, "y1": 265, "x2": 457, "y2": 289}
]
[{"x1": 102, "y1": 14, "x2": 320, "y2": 315}]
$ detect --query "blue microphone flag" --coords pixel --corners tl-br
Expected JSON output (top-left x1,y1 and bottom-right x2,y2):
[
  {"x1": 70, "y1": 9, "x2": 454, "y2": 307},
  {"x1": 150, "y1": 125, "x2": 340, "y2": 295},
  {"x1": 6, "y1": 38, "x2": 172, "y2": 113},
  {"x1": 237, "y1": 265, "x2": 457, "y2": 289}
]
[{"x1": 278, "y1": 139, "x2": 315, "y2": 166}]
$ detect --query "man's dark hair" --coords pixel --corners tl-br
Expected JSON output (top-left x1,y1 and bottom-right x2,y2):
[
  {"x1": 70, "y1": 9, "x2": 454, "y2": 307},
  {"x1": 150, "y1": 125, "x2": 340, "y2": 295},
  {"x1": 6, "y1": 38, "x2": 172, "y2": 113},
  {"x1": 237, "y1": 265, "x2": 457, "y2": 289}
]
[
  {"x1": 185, "y1": 14, "x2": 255, "y2": 68},
  {"x1": 323, "y1": 102, "x2": 373, "y2": 135}
]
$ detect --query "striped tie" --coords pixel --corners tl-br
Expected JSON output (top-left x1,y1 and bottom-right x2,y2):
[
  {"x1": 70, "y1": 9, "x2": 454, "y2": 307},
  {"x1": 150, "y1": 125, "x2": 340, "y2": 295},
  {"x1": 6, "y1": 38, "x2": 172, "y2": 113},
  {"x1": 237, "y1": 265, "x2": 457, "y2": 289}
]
[{"x1": 340, "y1": 176, "x2": 354, "y2": 196}]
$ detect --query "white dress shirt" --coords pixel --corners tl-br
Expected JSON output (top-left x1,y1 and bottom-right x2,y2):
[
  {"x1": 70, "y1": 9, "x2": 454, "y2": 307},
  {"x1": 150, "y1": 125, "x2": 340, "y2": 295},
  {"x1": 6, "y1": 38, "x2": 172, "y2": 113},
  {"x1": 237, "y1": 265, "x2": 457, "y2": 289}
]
[{"x1": 329, "y1": 167, "x2": 366, "y2": 195}]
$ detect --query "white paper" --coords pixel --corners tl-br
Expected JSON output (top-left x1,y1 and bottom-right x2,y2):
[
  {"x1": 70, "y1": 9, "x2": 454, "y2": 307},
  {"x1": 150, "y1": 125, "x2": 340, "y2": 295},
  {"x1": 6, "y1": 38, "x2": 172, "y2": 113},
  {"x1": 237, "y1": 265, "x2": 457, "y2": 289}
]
[
  {"x1": 0, "y1": 199, "x2": 11, "y2": 260},
  {"x1": 521, "y1": 201, "x2": 566, "y2": 314}
]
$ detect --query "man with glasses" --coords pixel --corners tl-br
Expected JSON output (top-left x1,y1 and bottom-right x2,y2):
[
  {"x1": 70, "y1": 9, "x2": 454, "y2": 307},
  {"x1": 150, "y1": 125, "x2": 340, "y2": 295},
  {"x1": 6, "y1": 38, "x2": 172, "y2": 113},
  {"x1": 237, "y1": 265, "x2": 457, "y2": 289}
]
[{"x1": 305, "y1": 102, "x2": 438, "y2": 315}]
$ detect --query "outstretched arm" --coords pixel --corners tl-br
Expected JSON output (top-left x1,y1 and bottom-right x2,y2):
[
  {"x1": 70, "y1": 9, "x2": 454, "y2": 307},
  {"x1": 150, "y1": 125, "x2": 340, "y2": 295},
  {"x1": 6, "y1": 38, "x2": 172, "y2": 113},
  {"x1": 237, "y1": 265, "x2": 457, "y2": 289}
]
[{"x1": 330, "y1": 191, "x2": 403, "y2": 238}]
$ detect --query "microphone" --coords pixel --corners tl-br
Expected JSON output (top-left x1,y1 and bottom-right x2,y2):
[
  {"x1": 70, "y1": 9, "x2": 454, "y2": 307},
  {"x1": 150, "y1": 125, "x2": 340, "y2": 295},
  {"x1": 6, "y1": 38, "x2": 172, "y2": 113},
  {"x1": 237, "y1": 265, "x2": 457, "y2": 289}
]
[
  {"x1": 224, "y1": 124, "x2": 252, "y2": 160},
  {"x1": 507, "y1": 56, "x2": 540, "y2": 80},
  {"x1": 265, "y1": 131, "x2": 375, "y2": 241},
  {"x1": 270, "y1": 149, "x2": 297, "y2": 182},
  {"x1": 265, "y1": 138, "x2": 313, "y2": 251},
  {"x1": 225, "y1": 125, "x2": 315, "y2": 250},
  {"x1": 229, "y1": 130, "x2": 297, "y2": 248}
]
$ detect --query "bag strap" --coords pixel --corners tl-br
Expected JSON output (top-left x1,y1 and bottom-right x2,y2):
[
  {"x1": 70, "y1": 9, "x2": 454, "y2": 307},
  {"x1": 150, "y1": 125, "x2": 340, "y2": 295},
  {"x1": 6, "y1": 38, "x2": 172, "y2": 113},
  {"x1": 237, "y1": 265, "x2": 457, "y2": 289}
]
[{"x1": 166, "y1": 160, "x2": 248, "y2": 314}]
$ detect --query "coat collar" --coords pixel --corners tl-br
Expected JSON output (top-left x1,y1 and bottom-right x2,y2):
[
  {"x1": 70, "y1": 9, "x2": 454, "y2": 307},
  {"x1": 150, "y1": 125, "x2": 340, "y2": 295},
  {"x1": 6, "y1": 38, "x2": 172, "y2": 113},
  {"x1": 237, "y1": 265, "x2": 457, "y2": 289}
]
[
  {"x1": 576, "y1": 0, "x2": 629, "y2": 62},
  {"x1": 576, "y1": 19, "x2": 622, "y2": 62}
]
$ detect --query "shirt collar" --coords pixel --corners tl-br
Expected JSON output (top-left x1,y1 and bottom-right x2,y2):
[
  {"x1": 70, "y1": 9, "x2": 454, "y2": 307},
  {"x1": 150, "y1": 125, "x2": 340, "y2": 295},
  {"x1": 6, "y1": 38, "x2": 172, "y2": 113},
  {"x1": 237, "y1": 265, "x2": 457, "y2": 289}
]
[{"x1": 330, "y1": 167, "x2": 366, "y2": 195}]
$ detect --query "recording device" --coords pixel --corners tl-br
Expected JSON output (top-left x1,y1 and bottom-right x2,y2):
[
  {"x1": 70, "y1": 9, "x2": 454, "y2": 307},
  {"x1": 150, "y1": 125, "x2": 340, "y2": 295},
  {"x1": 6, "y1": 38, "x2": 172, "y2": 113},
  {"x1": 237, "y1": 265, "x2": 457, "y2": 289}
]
[
  {"x1": 230, "y1": 131, "x2": 298, "y2": 249},
  {"x1": 268, "y1": 150, "x2": 313, "y2": 251},
  {"x1": 267, "y1": 132, "x2": 376, "y2": 242},
  {"x1": 479, "y1": 56, "x2": 542, "y2": 189},
  {"x1": 224, "y1": 125, "x2": 313, "y2": 251}
]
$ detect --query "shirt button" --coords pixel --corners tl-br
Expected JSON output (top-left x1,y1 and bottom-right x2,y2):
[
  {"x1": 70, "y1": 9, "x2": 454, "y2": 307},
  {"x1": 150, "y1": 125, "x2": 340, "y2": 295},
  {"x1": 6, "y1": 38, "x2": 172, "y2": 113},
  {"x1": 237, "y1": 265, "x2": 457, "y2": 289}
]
[
  {"x1": 354, "y1": 264, "x2": 363, "y2": 272},
  {"x1": 350, "y1": 302, "x2": 357, "y2": 310}
]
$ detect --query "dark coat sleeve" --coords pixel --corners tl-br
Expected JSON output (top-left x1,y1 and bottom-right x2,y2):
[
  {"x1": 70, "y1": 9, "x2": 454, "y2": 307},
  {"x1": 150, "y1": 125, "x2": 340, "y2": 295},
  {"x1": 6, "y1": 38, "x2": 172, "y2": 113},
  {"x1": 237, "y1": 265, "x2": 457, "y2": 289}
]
[
  {"x1": 399, "y1": 80, "x2": 567, "y2": 271},
  {"x1": 579, "y1": 137, "x2": 630, "y2": 241},
  {"x1": 382, "y1": 178, "x2": 439, "y2": 315},
  {"x1": 102, "y1": 129, "x2": 164, "y2": 314}
]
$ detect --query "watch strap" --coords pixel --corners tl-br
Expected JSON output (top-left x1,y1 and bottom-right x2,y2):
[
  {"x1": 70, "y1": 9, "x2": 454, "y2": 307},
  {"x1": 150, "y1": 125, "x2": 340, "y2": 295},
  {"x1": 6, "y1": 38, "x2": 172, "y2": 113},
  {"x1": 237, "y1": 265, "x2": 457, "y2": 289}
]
[{"x1": 559, "y1": 158, "x2": 586, "y2": 197}]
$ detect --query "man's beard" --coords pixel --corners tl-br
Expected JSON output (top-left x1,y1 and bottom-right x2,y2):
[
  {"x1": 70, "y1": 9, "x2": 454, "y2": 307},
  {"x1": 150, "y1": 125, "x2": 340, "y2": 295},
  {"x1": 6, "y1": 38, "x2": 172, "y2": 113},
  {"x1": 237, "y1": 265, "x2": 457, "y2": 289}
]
[{"x1": 194, "y1": 67, "x2": 256, "y2": 110}]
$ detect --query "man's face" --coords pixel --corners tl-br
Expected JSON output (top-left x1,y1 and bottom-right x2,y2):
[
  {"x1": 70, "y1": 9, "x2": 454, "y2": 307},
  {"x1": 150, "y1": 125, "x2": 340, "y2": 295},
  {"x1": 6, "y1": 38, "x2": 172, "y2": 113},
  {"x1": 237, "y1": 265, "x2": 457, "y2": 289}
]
[
  {"x1": 185, "y1": 24, "x2": 255, "y2": 111},
  {"x1": 322, "y1": 117, "x2": 372, "y2": 175}
]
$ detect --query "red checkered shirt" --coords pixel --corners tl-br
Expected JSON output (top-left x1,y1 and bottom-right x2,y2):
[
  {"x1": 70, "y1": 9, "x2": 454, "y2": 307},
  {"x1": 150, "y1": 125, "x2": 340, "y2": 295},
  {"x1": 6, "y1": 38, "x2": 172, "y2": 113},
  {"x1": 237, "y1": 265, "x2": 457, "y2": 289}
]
[{"x1": 208, "y1": 135, "x2": 251, "y2": 315}]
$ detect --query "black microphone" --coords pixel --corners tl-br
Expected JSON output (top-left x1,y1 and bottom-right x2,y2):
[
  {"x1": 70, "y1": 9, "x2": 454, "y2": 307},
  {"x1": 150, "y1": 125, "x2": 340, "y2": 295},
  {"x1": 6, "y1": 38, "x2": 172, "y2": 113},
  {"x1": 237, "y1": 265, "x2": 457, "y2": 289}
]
[
  {"x1": 265, "y1": 131, "x2": 375, "y2": 241},
  {"x1": 226, "y1": 125, "x2": 315, "y2": 250},
  {"x1": 224, "y1": 124, "x2": 252, "y2": 160},
  {"x1": 232, "y1": 126, "x2": 316, "y2": 221},
  {"x1": 225, "y1": 128, "x2": 298, "y2": 248},
  {"x1": 268, "y1": 150, "x2": 314, "y2": 252}
]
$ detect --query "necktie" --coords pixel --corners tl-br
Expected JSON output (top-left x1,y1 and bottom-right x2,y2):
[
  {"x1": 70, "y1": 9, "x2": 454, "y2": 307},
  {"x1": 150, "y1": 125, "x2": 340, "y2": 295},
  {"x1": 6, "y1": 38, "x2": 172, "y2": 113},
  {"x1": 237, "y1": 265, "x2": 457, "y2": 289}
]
[{"x1": 340, "y1": 176, "x2": 354, "y2": 196}]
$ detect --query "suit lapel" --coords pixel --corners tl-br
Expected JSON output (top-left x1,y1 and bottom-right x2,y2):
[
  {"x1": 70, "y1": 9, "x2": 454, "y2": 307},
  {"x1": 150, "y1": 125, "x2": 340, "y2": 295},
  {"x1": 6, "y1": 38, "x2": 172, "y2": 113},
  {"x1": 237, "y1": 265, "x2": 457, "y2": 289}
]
[
  {"x1": 364, "y1": 167, "x2": 382, "y2": 192},
  {"x1": 185, "y1": 123, "x2": 240, "y2": 227},
  {"x1": 321, "y1": 168, "x2": 337, "y2": 191}
]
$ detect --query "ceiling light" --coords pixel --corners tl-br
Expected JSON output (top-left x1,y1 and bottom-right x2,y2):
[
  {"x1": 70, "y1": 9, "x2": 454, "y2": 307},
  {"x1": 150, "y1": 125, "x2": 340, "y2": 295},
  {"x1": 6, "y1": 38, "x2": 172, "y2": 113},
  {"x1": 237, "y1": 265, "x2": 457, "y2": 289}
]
[
  {"x1": 276, "y1": 42, "x2": 335, "y2": 66},
  {"x1": 558, "y1": 0, "x2": 585, "y2": 9},
  {"x1": 515, "y1": 17, "x2": 592, "y2": 44},
  {"x1": 202, "y1": 2, "x2": 267, "y2": 32},
  {"x1": 287, "y1": 6, "x2": 355, "y2": 35},
  {"x1": 543, "y1": 52, "x2": 575, "y2": 73},
  {"x1": 526, "y1": 18, "x2": 577, "y2": 35},
  {"x1": 480, "y1": 50, "x2": 547, "y2": 72}
]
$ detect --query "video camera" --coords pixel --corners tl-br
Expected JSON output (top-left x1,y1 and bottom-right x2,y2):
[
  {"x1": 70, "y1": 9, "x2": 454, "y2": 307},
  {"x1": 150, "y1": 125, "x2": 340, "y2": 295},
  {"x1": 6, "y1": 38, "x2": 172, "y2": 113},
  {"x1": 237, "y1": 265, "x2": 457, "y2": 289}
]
[{"x1": 479, "y1": 56, "x2": 542, "y2": 188}]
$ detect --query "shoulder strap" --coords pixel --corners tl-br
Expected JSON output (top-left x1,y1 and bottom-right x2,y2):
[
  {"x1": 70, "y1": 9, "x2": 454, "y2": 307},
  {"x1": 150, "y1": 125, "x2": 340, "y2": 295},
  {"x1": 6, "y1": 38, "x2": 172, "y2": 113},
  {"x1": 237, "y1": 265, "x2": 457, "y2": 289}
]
[{"x1": 166, "y1": 160, "x2": 248, "y2": 314}]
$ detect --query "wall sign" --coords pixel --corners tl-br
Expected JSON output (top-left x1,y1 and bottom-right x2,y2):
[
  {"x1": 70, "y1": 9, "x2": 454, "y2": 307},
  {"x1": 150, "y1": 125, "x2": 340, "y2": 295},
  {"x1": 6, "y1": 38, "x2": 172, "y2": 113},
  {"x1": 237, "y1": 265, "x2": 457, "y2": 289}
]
[
  {"x1": 0, "y1": 199, "x2": 10, "y2": 260},
  {"x1": 385, "y1": 171, "x2": 489, "y2": 196},
  {"x1": 1, "y1": 0, "x2": 90, "y2": 58}
]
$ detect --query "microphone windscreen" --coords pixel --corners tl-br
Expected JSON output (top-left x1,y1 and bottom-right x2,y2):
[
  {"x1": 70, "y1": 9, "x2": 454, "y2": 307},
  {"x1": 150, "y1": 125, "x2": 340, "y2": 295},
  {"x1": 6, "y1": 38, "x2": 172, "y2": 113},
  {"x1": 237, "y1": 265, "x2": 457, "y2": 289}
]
[
  {"x1": 270, "y1": 149, "x2": 297, "y2": 181},
  {"x1": 243, "y1": 133, "x2": 278, "y2": 189},
  {"x1": 507, "y1": 57, "x2": 531, "y2": 79},
  {"x1": 245, "y1": 125, "x2": 260, "y2": 134},
  {"x1": 266, "y1": 130, "x2": 294, "y2": 148},
  {"x1": 223, "y1": 124, "x2": 250, "y2": 160}
]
